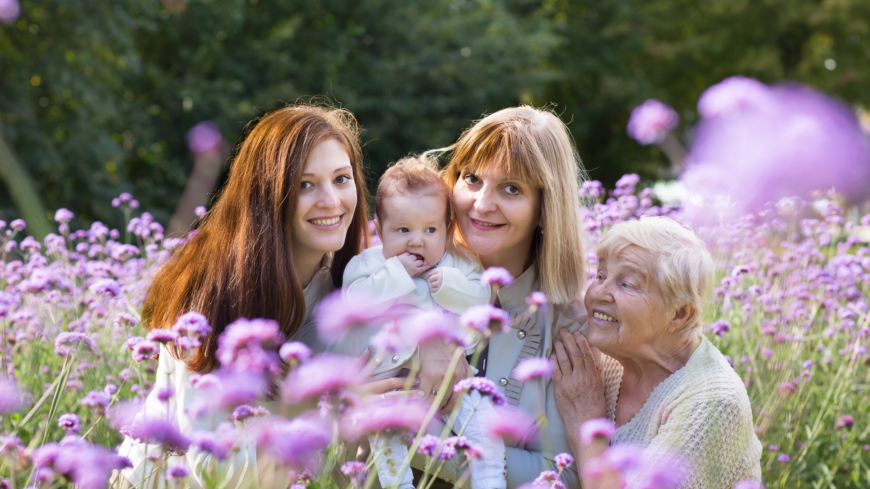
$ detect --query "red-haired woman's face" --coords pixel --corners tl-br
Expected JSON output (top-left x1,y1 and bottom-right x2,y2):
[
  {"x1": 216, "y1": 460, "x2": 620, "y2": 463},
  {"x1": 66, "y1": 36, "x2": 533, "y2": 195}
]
[{"x1": 290, "y1": 139, "x2": 358, "y2": 265}]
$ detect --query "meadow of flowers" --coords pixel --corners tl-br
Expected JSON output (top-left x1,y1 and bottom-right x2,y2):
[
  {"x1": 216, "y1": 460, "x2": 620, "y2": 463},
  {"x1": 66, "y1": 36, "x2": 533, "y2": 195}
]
[
  {"x1": 2, "y1": 76, "x2": 870, "y2": 489},
  {"x1": 0, "y1": 175, "x2": 867, "y2": 489}
]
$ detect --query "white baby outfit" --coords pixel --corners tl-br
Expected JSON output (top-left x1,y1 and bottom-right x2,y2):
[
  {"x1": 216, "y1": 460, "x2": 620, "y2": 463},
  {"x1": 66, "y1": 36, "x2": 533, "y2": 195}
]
[{"x1": 341, "y1": 246, "x2": 505, "y2": 489}]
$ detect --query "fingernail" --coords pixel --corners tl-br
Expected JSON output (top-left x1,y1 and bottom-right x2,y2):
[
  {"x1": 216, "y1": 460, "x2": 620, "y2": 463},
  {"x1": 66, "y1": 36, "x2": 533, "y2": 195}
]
[
  {"x1": 413, "y1": 377, "x2": 421, "y2": 385},
  {"x1": 417, "y1": 390, "x2": 425, "y2": 397}
]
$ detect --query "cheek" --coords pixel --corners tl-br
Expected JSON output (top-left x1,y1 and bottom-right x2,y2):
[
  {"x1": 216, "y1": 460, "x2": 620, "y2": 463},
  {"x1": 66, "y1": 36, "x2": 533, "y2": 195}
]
[
  {"x1": 452, "y1": 186, "x2": 472, "y2": 214},
  {"x1": 341, "y1": 186, "x2": 358, "y2": 215}
]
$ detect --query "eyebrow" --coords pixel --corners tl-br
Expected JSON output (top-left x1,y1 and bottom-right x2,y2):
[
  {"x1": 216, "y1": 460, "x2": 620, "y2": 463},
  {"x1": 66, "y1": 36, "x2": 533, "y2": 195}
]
[{"x1": 302, "y1": 165, "x2": 352, "y2": 177}]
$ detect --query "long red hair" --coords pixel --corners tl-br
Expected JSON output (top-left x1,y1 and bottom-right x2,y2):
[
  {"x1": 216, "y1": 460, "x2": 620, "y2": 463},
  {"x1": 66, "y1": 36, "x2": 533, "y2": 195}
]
[{"x1": 142, "y1": 105, "x2": 369, "y2": 372}]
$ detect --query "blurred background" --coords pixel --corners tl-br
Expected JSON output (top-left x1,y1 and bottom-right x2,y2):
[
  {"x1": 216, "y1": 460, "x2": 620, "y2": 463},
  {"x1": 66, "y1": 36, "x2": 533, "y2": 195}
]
[{"x1": 1, "y1": 0, "x2": 868, "y2": 237}]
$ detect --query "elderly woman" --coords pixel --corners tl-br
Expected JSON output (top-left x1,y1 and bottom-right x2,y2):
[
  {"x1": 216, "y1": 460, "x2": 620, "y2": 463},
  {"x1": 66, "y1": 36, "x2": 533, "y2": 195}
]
[{"x1": 553, "y1": 217, "x2": 762, "y2": 489}]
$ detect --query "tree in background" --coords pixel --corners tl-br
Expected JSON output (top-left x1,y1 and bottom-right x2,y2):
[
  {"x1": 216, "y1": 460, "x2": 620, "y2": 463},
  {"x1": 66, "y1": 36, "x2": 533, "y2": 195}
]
[{"x1": 1, "y1": 0, "x2": 868, "y2": 233}]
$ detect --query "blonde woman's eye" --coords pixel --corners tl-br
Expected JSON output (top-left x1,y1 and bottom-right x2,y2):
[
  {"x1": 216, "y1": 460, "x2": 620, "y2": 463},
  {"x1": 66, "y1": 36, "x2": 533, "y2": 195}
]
[
  {"x1": 425, "y1": 227, "x2": 436, "y2": 233},
  {"x1": 464, "y1": 173, "x2": 480, "y2": 185},
  {"x1": 504, "y1": 185, "x2": 520, "y2": 195},
  {"x1": 301, "y1": 181, "x2": 313, "y2": 190},
  {"x1": 398, "y1": 227, "x2": 409, "y2": 233},
  {"x1": 335, "y1": 175, "x2": 351, "y2": 184}
]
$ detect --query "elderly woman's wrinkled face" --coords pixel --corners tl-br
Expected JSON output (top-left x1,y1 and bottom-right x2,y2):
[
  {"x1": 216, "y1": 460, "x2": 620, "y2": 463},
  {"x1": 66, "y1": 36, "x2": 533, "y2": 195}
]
[{"x1": 584, "y1": 245, "x2": 673, "y2": 356}]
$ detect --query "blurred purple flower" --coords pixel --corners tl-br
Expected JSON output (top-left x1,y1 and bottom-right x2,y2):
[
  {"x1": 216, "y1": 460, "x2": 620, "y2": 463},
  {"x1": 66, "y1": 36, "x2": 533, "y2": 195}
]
[
  {"x1": 58, "y1": 413, "x2": 81, "y2": 433},
  {"x1": 603, "y1": 444, "x2": 644, "y2": 472},
  {"x1": 166, "y1": 466, "x2": 188, "y2": 479},
  {"x1": 216, "y1": 318, "x2": 283, "y2": 376},
  {"x1": 402, "y1": 310, "x2": 468, "y2": 347},
  {"x1": 121, "y1": 416, "x2": 191, "y2": 452},
  {"x1": 54, "y1": 332, "x2": 97, "y2": 357},
  {"x1": 697, "y1": 76, "x2": 773, "y2": 119},
  {"x1": 836, "y1": 414, "x2": 854, "y2": 430},
  {"x1": 526, "y1": 291, "x2": 548, "y2": 312},
  {"x1": 81, "y1": 390, "x2": 111, "y2": 414},
  {"x1": 733, "y1": 480, "x2": 765, "y2": 489},
  {"x1": 9, "y1": 219, "x2": 25, "y2": 231},
  {"x1": 131, "y1": 340, "x2": 159, "y2": 361},
  {"x1": 513, "y1": 357, "x2": 554, "y2": 382},
  {"x1": 172, "y1": 311, "x2": 212, "y2": 336},
  {"x1": 89, "y1": 278, "x2": 120, "y2": 297},
  {"x1": 417, "y1": 434, "x2": 441, "y2": 456},
  {"x1": 709, "y1": 319, "x2": 731, "y2": 337},
  {"x1": 258, "y1": 416, "x2": 330, "y2": 468},
  {"x1": 683, "y1": 81, "x2": 870, "y2": 217},
  {"x1": 315, "y1": 290, "x2": 389, "y2": 342},
  {"x1": 0, "y1": 377, "x2": 22, "y2": 414},
  {"x1": 194, "y1": 206, "x2": 207, "y2": 217},
  {"x1": 147, "y1": 329, "x2": 179, "y2": 344},
  {"x1": 340, "y1": 461, "x2": 368, "y2": 485},
  {"x1": 0, "y1": 0, "x2": 20, "y2": 23},
  {"x1": 580, "y1": 418, "x2": 616, "y2": 445},
  {"x1": 283, "y1": 354, "x2": 361, "y2": 404},
  {"x1": 778, "y1": 382, "x2": 796, "y2": 397},
  {"x1": 487, "y1": 406, "x2": 539, "y2": 445},
  {"x1": 340, "y1": 398, "x2": 429, "y2": 441},
  {"x1": 187, "y1": 121, "x2": 223, "y2": 155},
  {"x1": 627, "y1": 99, "x2": 679, "y2": 145},
  {"x1": 33, "y1": 438, "x2": 130, "y2": 489},
  {"x1": 231, "y1": 404, "x2": 269, "y2": 422},
  {"x1": 279, "y1": 341, "x2": 312, "y2": 364},
  {"x1": 482, "y1": 267, "x2": 513, "y2": 288},
  {"x1": 54, "y1": 208, "x2": 74, "y2": 224},
  {"x1": 459, "y1": 304, "x2": 511, "y2": 335},
  {"x1": 778, "y1": 454, "x2": 790, "y2": 462},
  {"x1": 640, "y1": 451, "x2": 689, "y2": 489},
  {"x1": 190, "y1": 424, "x2": 237, "y2": 460},
  {"x1": 555, "y1": 452, "x2": 574, "y2": 469},
  {"x1": 534, "y1": 470, "x2": 565, "y2": 489},
  {"x1": 454, "y1": 377, "x2": 506, "y2": 406}
]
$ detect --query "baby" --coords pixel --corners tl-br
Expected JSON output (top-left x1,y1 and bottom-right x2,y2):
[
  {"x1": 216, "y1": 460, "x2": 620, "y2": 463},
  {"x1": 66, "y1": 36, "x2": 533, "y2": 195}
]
[{"x1": 342, "y1": 156, "x2": 505, "y2": 489}]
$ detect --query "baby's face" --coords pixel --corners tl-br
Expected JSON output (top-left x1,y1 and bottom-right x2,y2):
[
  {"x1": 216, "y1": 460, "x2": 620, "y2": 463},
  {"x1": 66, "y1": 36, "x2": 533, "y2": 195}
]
[{"x1": 377, "y1": 191, "x2": 449, "y2": 268}]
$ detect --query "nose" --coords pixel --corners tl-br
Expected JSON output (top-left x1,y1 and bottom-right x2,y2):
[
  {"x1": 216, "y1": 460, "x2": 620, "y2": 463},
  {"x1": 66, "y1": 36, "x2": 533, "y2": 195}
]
[
  {"x1": 408, "y1": 232, "x2": 424, "y2": 247},
  {"x1": 472, "y1": 184, "x2": 497, "y2": 214},
  {"x1": 589, "y1": 278, "x2": 615, "y2": 303},
  {"x1": 316, "y1": 182, "x2": 339, "y2": 209}
]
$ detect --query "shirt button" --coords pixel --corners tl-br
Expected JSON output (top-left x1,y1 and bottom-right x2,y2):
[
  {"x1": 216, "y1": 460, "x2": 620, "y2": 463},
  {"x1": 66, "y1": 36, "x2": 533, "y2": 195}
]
[
  {"x1": 392, "y1": 355, "x2": 399, "y2": 363},
  {"x1": 374, "y1": 358, "x2": 382, "y2": 367},
  {"x1": 386, "y1": 459, "x2": 395, "y2": 467},
  {"x1": 517, "y1": 331, "x2": 526, "y2": 339},
  {"x1": 384, "y1": 448, "x2": 392, "y2": 456},
  {"x1": 499, "y1": 378, "x2": 508, "y2": 386},
  {"x1": 390, "y1": 468, "x2": 398, "y2": 476}
]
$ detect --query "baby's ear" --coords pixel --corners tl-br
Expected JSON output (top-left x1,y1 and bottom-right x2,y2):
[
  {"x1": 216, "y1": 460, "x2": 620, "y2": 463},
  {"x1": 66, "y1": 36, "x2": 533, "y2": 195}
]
[{"x1": 373, "y1": 219, "x2": 382, "y2": 238}]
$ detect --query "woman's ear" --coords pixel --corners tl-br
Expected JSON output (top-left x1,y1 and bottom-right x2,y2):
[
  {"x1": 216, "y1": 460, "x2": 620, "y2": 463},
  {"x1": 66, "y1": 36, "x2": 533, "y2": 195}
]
[{"x1": 668, "y1": 304, "x2": 694, "y2": 332}]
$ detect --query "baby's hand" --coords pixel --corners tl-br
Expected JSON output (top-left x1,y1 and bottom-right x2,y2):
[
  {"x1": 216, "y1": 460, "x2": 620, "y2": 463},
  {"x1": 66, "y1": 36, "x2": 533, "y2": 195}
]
[
  {"x1": 397, "y1": 252, "x2": 428, "y2": 277},
  {"x1": 428, "y1": 268, "x2": 443, "y2": 293}
]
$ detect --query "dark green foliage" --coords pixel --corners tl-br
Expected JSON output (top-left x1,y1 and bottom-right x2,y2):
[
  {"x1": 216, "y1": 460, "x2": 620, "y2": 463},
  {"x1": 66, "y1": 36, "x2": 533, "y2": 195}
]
[{"x1": 1, "y1": 0, "x2": 868, "y2": 228}]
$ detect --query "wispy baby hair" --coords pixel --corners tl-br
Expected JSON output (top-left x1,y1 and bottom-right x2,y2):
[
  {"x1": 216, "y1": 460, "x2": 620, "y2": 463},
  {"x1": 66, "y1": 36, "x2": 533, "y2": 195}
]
[{"x1": 375, "y1": 155, "x2": 452, "y2": 224}]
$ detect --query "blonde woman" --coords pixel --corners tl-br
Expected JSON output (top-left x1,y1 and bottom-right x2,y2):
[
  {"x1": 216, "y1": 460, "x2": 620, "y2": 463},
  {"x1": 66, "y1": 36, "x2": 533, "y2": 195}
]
[{"x1": 412, "y1": 106, "x2": 588, "y2": 488}]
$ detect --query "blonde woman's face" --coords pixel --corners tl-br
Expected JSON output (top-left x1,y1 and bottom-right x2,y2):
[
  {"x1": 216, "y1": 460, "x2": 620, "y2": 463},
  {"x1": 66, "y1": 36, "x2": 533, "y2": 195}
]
[{"x1": 452, "y1": 164, "x2": 541, "y2": 267}]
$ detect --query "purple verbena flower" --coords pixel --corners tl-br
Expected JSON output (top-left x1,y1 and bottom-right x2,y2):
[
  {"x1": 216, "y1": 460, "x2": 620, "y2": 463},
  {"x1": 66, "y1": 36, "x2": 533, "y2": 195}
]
[
  {"x1": 89, "y1": 278, "x2": 121, "y2": 297},
  {"x1": 231, "y1": 404, "x2": 270, "y2": 422},
  {"x1": 627, "y1": 99, "x2": 679, "y2": 145},
  {"x1": 555, "y1": 452, "x2": 574, "y2": 470},
  {"x1": 487, "y1": 406, "x2": 538, "y2": 444},
  {"x1": 525, "y1": 291, "x2": 548, "y2": 312},
  {"x1": 836, "y1": 414, "x2": 855, "y2": 430},
  {"x1": 580, "y1": 418, "x2": 616, "y2": 445},
  {"x1": 513, "y1": 357, "x2": 554, "y2": 382},
  {"x1": 283, "y1": 354, "x2": 361, "y2": 404},
  {"x1": 58, "y1": 413, "x2": 81, "y2": 433},
  {"x1": 459, "y1": 304, "x2": 511, "y2": 336},
  {"x1": 482, "y1": 267, "x2": 514, "y2": 288},
  {"x1": 279, "y1": 341, "x2": 312, "y2": 364},
  {"x1": 454, "y1": 377, "x2": 507, "y2": 406},
  {"x1": 54, "y1": 208, "x2": 74, "y2": 224},
  {"x1": 54, "y1": 332, "x2": 98, "y2": 357},
  {"x1": 417, "y1": 434, "x2": 441, "y2": 457},
  {"x1": 0, "y1": 377, "x2": 22, "y2": 414}
]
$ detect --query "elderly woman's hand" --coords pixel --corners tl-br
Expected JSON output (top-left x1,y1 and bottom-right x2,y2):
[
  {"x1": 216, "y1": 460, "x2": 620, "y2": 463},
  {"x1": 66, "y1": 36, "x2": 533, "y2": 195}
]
[{"x1": 552, "y1": 329, "x2": 607, "y2": 442}]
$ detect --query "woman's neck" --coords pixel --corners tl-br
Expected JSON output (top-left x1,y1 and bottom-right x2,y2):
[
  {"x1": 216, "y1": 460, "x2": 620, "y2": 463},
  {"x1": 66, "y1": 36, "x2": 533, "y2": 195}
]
[
  {"x1": 614, "y1": 333, "x2": 701, "y2": 391},
  {"x1": 293, "y1": 248, "x2": 326, "y2": 289},
  {"x1": 479, "y1": 240, "x2": 534, "y2": 280}
]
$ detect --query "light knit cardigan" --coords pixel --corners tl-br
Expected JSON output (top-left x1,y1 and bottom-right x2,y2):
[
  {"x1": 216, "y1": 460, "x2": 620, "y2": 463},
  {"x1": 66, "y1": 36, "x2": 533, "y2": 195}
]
[{"x1": 600, "y1": 335, "x2": 763, "y2": 489}]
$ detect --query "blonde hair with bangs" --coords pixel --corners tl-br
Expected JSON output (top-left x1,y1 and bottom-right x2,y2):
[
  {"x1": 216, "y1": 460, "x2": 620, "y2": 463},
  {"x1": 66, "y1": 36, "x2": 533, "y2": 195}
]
[
  {"x1": 440, "y1": 106, "x2": 586, "y2": 305},
  {"x1": 596, "y1": 217, "x2": 714, "y2": 331}
]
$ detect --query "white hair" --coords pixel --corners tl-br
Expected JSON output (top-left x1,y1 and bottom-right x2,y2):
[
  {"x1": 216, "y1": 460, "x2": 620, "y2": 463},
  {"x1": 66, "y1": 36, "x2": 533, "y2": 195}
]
[{"x1": 596, "y1": 216, "x2": 714, "y2": 331}]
